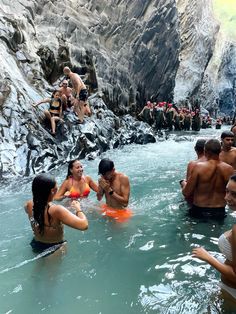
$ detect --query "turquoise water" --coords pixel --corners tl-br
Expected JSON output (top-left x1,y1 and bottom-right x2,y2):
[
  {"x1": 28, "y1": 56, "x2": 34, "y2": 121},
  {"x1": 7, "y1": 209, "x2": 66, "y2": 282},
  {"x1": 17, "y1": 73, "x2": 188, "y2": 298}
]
[{"x1": 1, "y1": 127, "x2": 236, "y2": 314}]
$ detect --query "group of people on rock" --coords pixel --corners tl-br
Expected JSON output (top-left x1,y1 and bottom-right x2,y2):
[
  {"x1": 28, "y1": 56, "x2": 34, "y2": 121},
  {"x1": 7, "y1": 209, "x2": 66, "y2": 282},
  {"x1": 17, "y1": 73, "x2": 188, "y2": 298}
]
[
  {"x1": 33, "y1": 67, "x2": 91, "y2": 135},
  {"x1": 25, "y1": 158, "x2": 131, "y2": 255},
  {"x1": 138, "y1": 100, "x2": 226, "y2": 132},
  {"x1": 180, "y1": 130, "x2": 236, "y2": 301}
]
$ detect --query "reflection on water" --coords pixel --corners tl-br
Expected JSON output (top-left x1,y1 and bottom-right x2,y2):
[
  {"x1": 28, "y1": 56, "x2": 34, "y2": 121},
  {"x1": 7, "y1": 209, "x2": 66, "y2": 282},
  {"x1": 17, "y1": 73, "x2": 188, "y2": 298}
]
[{"x1": 0, "y1": 127, "x2": 236, "y2": 313}]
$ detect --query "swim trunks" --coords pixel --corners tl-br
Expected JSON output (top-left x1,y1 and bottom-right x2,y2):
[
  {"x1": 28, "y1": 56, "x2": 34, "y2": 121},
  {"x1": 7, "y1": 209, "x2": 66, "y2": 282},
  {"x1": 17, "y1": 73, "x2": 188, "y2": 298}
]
[
  {"x1": 30, "y1": 238, "x2": 66, "y2": 256},
  {"x1": 189, "y1": 205, "x2": 226, "y2": 219},
  {"x1": 78, "y1": 89, "x2": 88, "y2": 101},
  {"x1": 100, "y1": 204, "x2": 133, "y2": 223}
]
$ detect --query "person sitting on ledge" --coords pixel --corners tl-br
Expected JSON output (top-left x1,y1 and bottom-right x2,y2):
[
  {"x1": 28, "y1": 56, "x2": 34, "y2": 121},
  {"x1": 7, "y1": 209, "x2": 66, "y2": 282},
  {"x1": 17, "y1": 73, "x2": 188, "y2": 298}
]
[{"x1": 33, "y1": 90, "x2": 64, "y2": 135}]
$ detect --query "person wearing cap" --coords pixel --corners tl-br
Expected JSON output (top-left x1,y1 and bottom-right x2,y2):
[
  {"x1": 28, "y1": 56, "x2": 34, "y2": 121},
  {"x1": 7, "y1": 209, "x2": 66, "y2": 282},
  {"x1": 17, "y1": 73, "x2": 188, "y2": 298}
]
[{"x1": 97, "y1": 158, "x2": 130, "y2": 209}]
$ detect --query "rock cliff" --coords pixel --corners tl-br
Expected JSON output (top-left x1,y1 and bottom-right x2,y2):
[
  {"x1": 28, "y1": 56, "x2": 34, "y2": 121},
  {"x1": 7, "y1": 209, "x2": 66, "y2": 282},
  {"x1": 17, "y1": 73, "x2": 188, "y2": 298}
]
[{"x1": 0, "y1": 0, "x2": 235, "y2": 177}]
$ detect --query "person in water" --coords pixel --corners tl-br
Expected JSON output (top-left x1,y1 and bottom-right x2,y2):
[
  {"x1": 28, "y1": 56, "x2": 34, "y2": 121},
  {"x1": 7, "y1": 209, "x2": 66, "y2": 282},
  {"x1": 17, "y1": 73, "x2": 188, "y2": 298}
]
[
  {"x1": 180, "y1": 139, "x2": 207, "y2": 204},
  {"x1": 25, "y1": 174, "x2": 88, "y2": 254},
  {"x1": 192, "y1": 174, "x2": 236, "y2": 301},
  {"x1": 219, "y1": 131, "x2": 236, "y2": 170},
  {"x1": 33, "y1": 90, "x2": 64, "y2": 135},
  {"x1": 182, "y1": 139, "x2": 234, "y2": 218},
  {"x1": 97, "y1": 158, "x2": 130, "y2": 209},
  {"x1": 54, "y1": 159, "x2": 98, "y2": 200}
]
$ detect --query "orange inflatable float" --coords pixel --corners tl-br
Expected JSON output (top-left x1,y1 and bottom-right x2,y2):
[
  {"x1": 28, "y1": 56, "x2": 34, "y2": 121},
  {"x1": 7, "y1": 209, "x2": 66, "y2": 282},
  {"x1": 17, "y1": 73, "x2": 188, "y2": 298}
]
[{"x1": 100, "y1": 204, "x2": 133, "y2": 223}]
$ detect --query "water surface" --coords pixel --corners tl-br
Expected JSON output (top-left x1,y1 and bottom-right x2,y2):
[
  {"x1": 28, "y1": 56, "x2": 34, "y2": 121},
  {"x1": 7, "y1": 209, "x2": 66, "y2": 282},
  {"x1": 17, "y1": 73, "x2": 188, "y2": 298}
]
[{"x1": 1, "y1": 127, "x2": 236, "y2": 314}]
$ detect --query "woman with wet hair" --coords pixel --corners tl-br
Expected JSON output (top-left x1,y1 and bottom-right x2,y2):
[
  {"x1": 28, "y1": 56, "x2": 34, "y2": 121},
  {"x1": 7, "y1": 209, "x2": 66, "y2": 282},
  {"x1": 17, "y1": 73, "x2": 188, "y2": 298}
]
[{"x1": 25, "y1": 173, "x2": 88, "y2": 254}]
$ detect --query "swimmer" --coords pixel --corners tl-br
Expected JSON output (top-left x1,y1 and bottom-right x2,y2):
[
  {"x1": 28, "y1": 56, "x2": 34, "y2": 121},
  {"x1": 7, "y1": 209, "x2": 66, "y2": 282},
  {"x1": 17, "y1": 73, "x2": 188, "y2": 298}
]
[
  {"x1": 219, "y1": 131, "x2": 236, "y2": 170},
  {"x1": 54, "y1": 159, "x2": 98, "y2": 201},
  {"x1": 182, "y1": 139, "x2": 234, "y2": 218},
  {"x1": 97, "y1": 158, "x2": 130, "y2": 209},
  {"x1": 97, "y1": 158, "x2": 131, "y2": 222},
  {"x1": 192, "y1": 174, "x2": 236, "y2": 301},
  {"x1": 25, "y1": 174, "x2": 88, "y2": 255},
  {"x1": 180, "y1": 139, "x2": 207, "y2": 189}
]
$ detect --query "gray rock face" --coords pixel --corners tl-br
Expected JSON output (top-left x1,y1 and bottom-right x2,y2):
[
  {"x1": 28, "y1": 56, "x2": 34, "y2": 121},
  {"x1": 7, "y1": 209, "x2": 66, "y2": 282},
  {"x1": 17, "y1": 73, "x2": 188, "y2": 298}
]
[{"x1": 0, "y1": 0, "x2": 235, "y2": 177}]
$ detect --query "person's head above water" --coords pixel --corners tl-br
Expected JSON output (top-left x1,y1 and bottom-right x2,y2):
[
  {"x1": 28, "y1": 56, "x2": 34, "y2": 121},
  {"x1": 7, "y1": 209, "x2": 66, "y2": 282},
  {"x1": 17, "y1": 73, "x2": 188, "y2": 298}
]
[
  {"x1": 221, "y1": 130, "x2": 234, "y2": 139},
  {"x1": 194, "y1": 139, "x2": 206, "y2": 154},
  {"x1": 225, "y1": 174, "x2": 236, "y2": 211},
  {"x1": 98, "y1": 158, "x2": 114, "y2": 176},
  {"x1": 66, "y1": 159, "x2": 83, "y2": 179},
  {"x1": 32, "y1": 174, "x2": 57, "y2": 234},
  {"x1": 204, "y1": 139, "x2": 221, "y2": 156}
]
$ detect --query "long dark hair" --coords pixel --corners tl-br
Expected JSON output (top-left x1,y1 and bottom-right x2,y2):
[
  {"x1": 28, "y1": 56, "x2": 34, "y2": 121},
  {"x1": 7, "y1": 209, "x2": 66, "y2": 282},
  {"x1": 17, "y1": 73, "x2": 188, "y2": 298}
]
[
  {"x1": 32, "y1": 174, "x2": 56, "y2": 234},
  {"x1": 66, "y1": 159, "x2": 79, "y2": 179}
]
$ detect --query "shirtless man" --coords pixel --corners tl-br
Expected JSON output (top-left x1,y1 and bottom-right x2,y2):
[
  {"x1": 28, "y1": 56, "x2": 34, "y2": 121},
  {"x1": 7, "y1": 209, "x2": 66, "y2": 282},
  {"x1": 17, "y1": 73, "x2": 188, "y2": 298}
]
[
  {"x1": 97, "y1": 158, "x2": 130, "y2": 209},
  {"x1": 182, "y1": 139, "x2": 234, "y2": 218},
  {"x1": 220, "y1": 131, "x2": 236, "y2": 169},
  {"x1": 59, "y1": 80, "x2": 73, "y2": 111},
  {"x1": 63, "y1": 66, "x2": 91, "y2": 123},
  {"x1": 180, "y1": 139, "x2": 207, "y2": 203}
]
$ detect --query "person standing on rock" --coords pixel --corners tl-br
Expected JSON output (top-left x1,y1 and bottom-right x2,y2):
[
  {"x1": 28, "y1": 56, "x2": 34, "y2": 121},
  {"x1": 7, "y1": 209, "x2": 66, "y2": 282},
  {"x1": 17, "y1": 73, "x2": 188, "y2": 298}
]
[{"x1": 63, "y1": 66, "x2": 91, "y2": 123}]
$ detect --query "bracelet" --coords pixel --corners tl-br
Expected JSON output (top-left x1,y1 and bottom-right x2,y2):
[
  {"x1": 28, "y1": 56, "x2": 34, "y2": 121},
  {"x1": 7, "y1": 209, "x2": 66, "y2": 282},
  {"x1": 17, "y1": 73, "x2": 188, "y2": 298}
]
[{"x1": 75, "y1": 210, "x2": 83, "y2": 215}]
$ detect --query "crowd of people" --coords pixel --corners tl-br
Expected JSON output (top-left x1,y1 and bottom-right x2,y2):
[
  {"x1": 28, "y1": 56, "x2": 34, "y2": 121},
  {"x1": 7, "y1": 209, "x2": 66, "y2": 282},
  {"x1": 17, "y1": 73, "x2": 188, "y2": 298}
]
[
  {"x1": 24, "y1": 127, "x2": 236, "y2": 302},
  {"x1": 138, "y1": 100, "x2": 228, "y2": 132},
  {"x1": 25, "y1": 158, "x2": 131, "y2": 255},
  {"x1": 179, "y1": 130, "x2": 236, "y2": 301}
]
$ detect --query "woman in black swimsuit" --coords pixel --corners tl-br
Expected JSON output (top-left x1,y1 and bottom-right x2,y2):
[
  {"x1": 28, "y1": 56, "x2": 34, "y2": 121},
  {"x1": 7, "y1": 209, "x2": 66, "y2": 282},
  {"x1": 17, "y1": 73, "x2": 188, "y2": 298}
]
[
  {"x1": 33, "y1": 90, "x2": 64, "y2": 135},
  {"x1": 25, "y1": 174, "x2": 88, "y2": 255}
]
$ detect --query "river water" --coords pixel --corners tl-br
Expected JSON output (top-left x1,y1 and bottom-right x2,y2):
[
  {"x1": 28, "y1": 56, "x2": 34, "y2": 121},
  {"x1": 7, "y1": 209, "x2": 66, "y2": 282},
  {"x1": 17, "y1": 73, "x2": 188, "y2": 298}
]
[{"x1": 1, "y1": 127, "x2": 236, "y2": 314}]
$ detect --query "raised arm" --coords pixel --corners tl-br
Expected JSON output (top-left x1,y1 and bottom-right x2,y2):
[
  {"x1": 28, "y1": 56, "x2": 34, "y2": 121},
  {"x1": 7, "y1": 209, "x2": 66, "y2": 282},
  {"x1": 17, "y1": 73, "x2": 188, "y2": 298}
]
[
  {"x1": 54, "y1": 202, "x2": 88, "y2": 230},
  {"x1": 33, "y1": 98, "x2": 50, "y2": 108}
]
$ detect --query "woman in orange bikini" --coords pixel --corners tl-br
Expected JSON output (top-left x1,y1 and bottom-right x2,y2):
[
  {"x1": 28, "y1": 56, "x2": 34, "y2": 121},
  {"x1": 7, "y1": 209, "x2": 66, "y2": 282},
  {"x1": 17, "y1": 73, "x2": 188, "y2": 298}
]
[{"x1": 54, "y1": 159, "x2": 98, "y2": 201}]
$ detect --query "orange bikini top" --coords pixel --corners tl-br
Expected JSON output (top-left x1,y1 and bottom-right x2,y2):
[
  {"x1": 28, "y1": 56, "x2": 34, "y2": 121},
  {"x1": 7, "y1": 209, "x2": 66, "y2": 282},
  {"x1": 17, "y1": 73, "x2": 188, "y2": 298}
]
[{"x1": 69, "y1": 177, "x2": 90, "y2": 199}]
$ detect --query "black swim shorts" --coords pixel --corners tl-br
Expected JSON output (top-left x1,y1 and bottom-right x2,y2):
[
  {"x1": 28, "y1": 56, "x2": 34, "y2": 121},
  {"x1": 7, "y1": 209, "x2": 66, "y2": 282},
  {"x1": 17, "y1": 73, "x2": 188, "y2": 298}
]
[
  {"x1": 78, "y1": 89, "x2": 88, "y2": 101},
  {"x1": 30, "y1": 238, "x2": 67, "y2": 256},
  {"x1": 189, "y1": 205, "x2": 226, "y2": 219}
]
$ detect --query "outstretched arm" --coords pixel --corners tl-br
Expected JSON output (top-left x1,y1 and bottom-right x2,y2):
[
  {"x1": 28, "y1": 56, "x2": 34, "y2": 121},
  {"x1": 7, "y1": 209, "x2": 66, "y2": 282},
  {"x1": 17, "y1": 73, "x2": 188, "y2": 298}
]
[
  {"x1": 192, "y1": 245, "x2": 236, "y2": 283},
  {"x1": 54, "y1": 202, "x2": 88, "y2": 230},
  {"x1": 33, "y1": 98, "x2": 50, "y2": 107}
]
